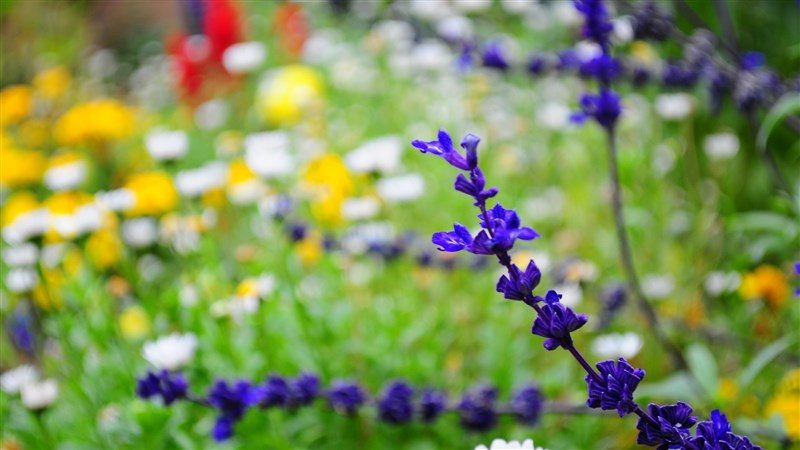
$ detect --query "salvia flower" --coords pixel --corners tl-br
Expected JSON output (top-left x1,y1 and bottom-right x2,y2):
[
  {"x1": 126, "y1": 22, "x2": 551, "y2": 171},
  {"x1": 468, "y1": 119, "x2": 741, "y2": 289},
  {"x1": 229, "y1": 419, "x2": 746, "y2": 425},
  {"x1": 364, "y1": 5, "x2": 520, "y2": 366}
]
[
  {"x1": 572, "y1": 88, "x2": 621, "y2": 130},
  {"x1": 326, "y1": 380, "x2": 366, "y2": 415},
  {"x1": 377, "y1": 380, "x2": 415, "y2": 424},
  {"x1": 496, "y1": 260, "x2": 542, "y2": 303},
  {"x1": 287, "y1": 372, "x2": 320, "y2": 407},
  {"x1": 419, "y1": 388, "x2": 447, "y2": 423},
  {"x1": 136, "y1": 370, "x2": 188, "y2": 405},
  {"x1": 207, "y1": 379, "x2": 255, "y2": 441},
  {"x1": 631, "y1": 1, "x2": 673, "y2": 41},
  {"x1": 510, "y1": 385, "x2": 544, "y2": 426},
  {"x1": 585, "y1": 358, "x2": 644, "y2": 416},
  {"x1": 579, "y1": 54, "x2": 622, "y2": 84},
  {"x1": 412, "y1": 129, "x2": 478, "y2": 171},
  {"x1": 530, "y1": 290, "x2": 588, "y2": 350},
  {"x1": 458, "y1": 385, "x2": 499, "y2": 431},
  {"x1": 254, "y1": 375, "x2": 290, "y2": 408},
  {"x1": 482, "y1": 41, "x2": 511, "y2": 71},
  {"x1": 574, "y1": 0, "x2": 614, "y2": 51},
  {"x1": 691, "y1": 410, "x2": 762, "y2": 450},
  {"x1": 454, "y1": 167, "x2": 498, "y2": 206},
  {"x1": 636, "y1": 402, "x2": 697, "y2": 448}
]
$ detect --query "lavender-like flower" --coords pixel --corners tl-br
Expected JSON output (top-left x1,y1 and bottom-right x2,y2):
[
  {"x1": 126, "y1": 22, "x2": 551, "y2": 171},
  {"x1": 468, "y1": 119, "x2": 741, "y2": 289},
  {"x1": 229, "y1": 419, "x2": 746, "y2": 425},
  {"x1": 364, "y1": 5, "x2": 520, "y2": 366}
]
[
  {"x1": 419, "y1": 388, "x2": 447, "y2": 423},
  {"x1": 136, "y1": 370, "x2": 188, "y2": 405},
  {"x1": 377, "y1": 380, "x2": 414, "y2": 424},
  {"x1": 326, "y1": 380, "x2": 367, "y2": 415},
  {"x1": 636, "y1": 402, "x2": 697, "y2": 448},
  {"x1": 287, "y1": 372, "x2": 320, "y2": 407},
  {"x1": 482, "y1": 41, "x2": 511, "y2": 71},
  {"x1": 572, "y1": 88, "x2": 622, "y2": 130},
  {"x1": 574, "y1": 0, "x2": 614, "y2": 51},
  {"x1": 691, "y1": 410, "x2": 761, "y2": 449},
  {"x1": 585, "y1": 358, "x2": 645, "y2": 416},
  {"x1": 207, "y1": 379, "x2": 255, "y2": 441},
  {"x1": 510, "y1": 385, "x2": 544, "y2": 426},
  {"x1": 254, "y1": 375, "x2": 290, "y2": 408},
  {"x1": 496, "y1": 260, "x2": 541, "y2": 304},
  {"x1": 530, "y1": 290, "x2": 588, "y2": 350},
  {"x1": 458, "y1": 385, "x2": 498, "y2": 431}
]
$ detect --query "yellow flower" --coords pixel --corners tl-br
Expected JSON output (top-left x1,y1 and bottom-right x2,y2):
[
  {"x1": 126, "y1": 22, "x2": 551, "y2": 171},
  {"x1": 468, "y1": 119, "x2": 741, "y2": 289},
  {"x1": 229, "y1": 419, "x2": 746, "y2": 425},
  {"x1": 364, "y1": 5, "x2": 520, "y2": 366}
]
[
  {"x1": 0, "y1": 146, "x2": 45, "y2": 188},
  {"x1": 258, "y1": 65, "x2": 324, "y2": 128},
  {"x1": 44, "y1": 191, "x2": 92, "y2": 215},
  {"x1": 119, "y1": 305, "x2": 150, "y2": 340},
  {"x1": 1, "y1": 191, "x2": 39, "y2": 227},
  {"x1": 19, "y1": 119, "x2": 50, "y2": 148},
  {"x1": 33, "y1": 269, "x2": 65, "y2": 310},
  {"x1": 718, "y1": 378, "x2": 739, "y2": 402},
  {"x1": 228, "y1": 159, "x2": 257, "y2": 185},
  {"x1": 631, "y1": 41, "x2": 658, "y2": 65},
  {"x1": 236, "y1": 279, "x2": 260, "y2": 298},
  {"x1": 0, "y1": 85, "x2": 32, "y2": 125},
  {"x1": 301, "y1": 153, "x2": 355, "y2": 225},
  {"x1": 296, "y1": 234, "x2": 323, "y2": 266},
  {"x1": 86, "y1": 229, "x2": 122, "y2": 270},
  {"x1": 740, "y1": 265, "x2": 790, "y2": 309},
  {"x1": 764, "y1": 369, "x2": 800, "y2": 439},
  {"x1": 226, "y1": 159, "x2": 262, "y2": 203},
  {"x1": 33, "y1": 66, "x2": 71, "y2": 100},
  {"x1": 54, "y1": 100, "x2": 135, "y2": 146},
  {"x1": 124, "y1": 171, "x2": 178, "y2": 216}
]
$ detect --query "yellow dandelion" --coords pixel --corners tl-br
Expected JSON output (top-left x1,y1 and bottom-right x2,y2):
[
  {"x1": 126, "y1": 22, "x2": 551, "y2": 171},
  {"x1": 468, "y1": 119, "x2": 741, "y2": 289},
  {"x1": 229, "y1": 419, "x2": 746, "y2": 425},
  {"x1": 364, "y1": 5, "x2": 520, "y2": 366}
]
[
  {"x1": 119, "y1": 305, "x2": 150, "y2": 340},
  {"x1": 124, "y1": 171, "x2": 178, "y2": 216},
  {"x1": 740, "y1": 265, "x2": 790, "y2": 310},
  {"x1": 258, "y1": 65, "x2": 324, "y2": 128},
  {"x1": 33, "y1": 66, "x2": 71, "y2": 100},
  {"x1": 86, "y1": 229, "x2": 122, "y2": 270},
  {"x1": 0, "y1": 85, "x2": 32, "y2": 125},
  {"x1": 0, "y1": 146, "x2": 45, "y2": 188}
]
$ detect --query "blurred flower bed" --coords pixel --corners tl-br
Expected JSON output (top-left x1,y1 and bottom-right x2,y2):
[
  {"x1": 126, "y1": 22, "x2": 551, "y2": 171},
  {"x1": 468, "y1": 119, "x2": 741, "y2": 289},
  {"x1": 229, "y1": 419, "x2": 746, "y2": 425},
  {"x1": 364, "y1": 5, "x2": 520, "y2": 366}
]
[{"x1": 0, "y1": 0, "x2": 798, "y2": 449}]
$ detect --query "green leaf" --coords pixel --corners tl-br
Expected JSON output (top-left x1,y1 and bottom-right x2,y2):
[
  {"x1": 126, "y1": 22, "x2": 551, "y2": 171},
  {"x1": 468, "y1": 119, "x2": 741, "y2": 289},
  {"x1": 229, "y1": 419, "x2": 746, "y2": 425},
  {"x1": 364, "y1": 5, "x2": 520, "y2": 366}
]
[
  {"x1": 739, "y1": 335, "x2": 795, "y2": 388},
  {"x1": 685, "y1": 343, "x2": 719, "y2": 397},
  {"x1": 757, "y1": 93, "x2": 800, "y2": 152}
]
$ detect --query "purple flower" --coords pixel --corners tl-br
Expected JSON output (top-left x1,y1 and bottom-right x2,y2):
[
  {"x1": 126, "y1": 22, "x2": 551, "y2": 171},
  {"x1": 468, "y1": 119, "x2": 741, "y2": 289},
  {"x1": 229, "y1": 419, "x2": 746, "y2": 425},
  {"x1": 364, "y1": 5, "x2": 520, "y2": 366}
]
[
  {"x1": 692, "y1": 410, "x2": 762, "y2": 450},
  {"x1": 558, "y1": 50, "x2": 581, "y2": 71},
  {"x1": 636, "y1": 402, "x2": 697, "y2": 448},
  {"x1": 511, "y1": 385, "x2": 544, "y2": 425},
  {"x1": 662, "y1": 63, "x2": 700, "y2": 88},
  {"x1": 740, "y1": 52, "x2": 765, "y2": 71},
  {"x1": 458, "y1": 385, "x2": 498, "y2": 431},
  {"x1": 377, "y1": 380, "x2": 415, "y2": 424},
  {"x1": 419, "y1": 388, "x2": 447, "y2": 423},
  {"x1": 432, "y1": 223, "x2": 474, "y2": 253},
  {"x1": 136, "y1": 370, "x2": 189, "y2": 405},
  {"x1": 572, "y1": 88, "x2": 621, "y2": 130},
  {"x1": 207, "y1": 379, "x2": 256, "y2": 441},
  {"x1": 412, "y1": 129, "x2": 478, "y2": 171},
  {"x1": 579, "y1": 54, "x2": 622, "y2": 84},
  {"x1": 454, "y1": 167, "x2": 498, "y2": 206},
  {"x1": 526, "y1": 54, "x2": 547, "y2": 75},
  {"x1": 482, "y1": 41, "x2": 510, "y2": 71},
  {"x1": 496, "y1": 260, "x2": 542, "y2": 303},
  {"x1": 287, "y1": 372, "x2": 320, "y2": 407},
  {"x1": 473, "y1": 203, "x2": 539, "y2": 254},
  {"x1": 586, "y1": 358, "x2": 644, "y2": 416},
  {"x1": 795, "y1": 262, "x2": 800, "y2": 296},
  {"x1": 530, "y1": 290, "x2": 588, "y2": 350},
  {"x1": 326, "y1": 380, "x2": 366, "y2": 415},
  {"x1": 631, "y1": 1, "x2": 673, "y2": 41},
  {"x1": 574, "y1": 0, "x2": 614, "y2": 50},
  {"x1": 254, "y1": 375, "x2": 290, "y2": 408}
]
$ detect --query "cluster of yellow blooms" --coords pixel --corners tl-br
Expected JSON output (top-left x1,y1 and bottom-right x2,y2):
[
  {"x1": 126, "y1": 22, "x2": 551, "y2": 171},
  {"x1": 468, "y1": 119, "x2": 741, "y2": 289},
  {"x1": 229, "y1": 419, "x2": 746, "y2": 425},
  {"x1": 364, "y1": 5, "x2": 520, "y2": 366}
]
[
  {"x1": 765, "y1": 369, "x2": 800, "y2": 439},
  {"x1": 301, "y1": 153, "x2": 355, "y2": 225},
  {"x1": 739, "y1": 265, "x2": 791, "y2": 310},
  {"x1": 53, "y1": 99, "x2": 135, "y2": 147}
]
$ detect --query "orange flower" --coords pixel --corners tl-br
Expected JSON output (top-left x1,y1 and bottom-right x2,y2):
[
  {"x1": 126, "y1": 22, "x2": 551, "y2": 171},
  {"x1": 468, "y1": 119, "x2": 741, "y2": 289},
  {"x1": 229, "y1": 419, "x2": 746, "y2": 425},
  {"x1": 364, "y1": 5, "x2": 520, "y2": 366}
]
[{"x1": 739, "y1": 265, "x2": 790, "y2": 309}]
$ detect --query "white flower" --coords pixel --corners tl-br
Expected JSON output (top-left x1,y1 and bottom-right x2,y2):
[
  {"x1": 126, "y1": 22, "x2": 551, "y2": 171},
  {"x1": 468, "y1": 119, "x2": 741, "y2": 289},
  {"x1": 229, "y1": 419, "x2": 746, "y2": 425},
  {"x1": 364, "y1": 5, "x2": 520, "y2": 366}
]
[
  {"x1": 142, "y1": 333, "x2": 198, "y2": 370},
  {"x1": 195, "y1": 99, "x2": 229, "y2": 130},
  {"x1": 553, "y1": 282, "x2": 582, "y2": 307},
  {"x1": 342, "y1": 197, "x2": 381, "y2": 220},
  {"x1": 642, "y1": 274, "x2": 675, "y2": 299},
  {"x1": 222, "y1": 41, "x2": 267, "y2": 74},
  {"x1": 574, "y1": 41, "x2": 603, "y2": 63},
  {"x1": 475, "y1": 439, "x2": 546, "y2": 450},
  {"x1": 95, "y1": 189, "x2": 136, "y2": 212},
  {"x1": 138, "y1": 253, "x2": 164, "y2": 282},
  {"x1": 341, "y1": 221, "x2": 395, "y2": 254},
  {"x1": 0, "y1": 365, "x2": 38, "y2": 394},
  {"x1": 411, "y1": 40, "x2": 453, "y2": 72},
  {"x1": 179, "y1": 283, "x2": 199, "y2": 307},
  {"x1": 21, "y1": 379, "x2": 58, "y2": 410},
  {"x1": 704, "y1": 271, "x2": 741, "y2": 296},
  {"x1": 5, "y1": 267, "x2": 38, "y2": 293},
  {"x1": 612, "y1": 16, "x2": 634, "y2": 44},
  {"x1": 40, "y1": 243, "x2": 67, "y2": 268},
  {"x1": 244, "y1": 132, "x2": 294, "y2": 178},
  {"x1": 551, "y1": 1, "x2": 582, "y2": 26},
  {"x1": 408, "y1": 0, "x2": 452, "y2": 20},
  {"x1": 704, "y1": 132, "x2": 739, "y2": 161},
  {"x1": 2, "y1": 208, "x2": 47, "y2": 244},
  {"x1": 592, "y1": 332, "x2": 644, "y2": 359},
  {"x1": 536, "y1": 102, "x2": 572, "y2": 130},
  {"x1": 655, "y1": 93, "x2": 695, "y2": 120},
  {"x1": 345, "y1": 135, "x2": 403, "y2": 174},
  {"x1": 175, "y1": 162, "x2": 228, "y2": 198},
  {"x1": 2, "y1": 243, "x2": 38, "y2": 267},
  {"x1": 372, "y1": 20, "x2": 415, "y2": 51},
  {"x1": 44, "y1": 160, "x2": 87, "y2": 191},
  {"x1": 501, "y1": 0, "x2": 536, "y2": 15},
  {"x1": 302, "y1": 29, "x2": 344, "y2": 65},
  {"x1": 122, "y1": 218, "x2": 159, "y2": 248},
  {"x1": 452, "y1": 0, "x2": 492, "y2": 13},
  {"x1": 145, "y1": 129, "x2": 189, "y2": 161},
  {"x1": 436, "y1": 16, "x2": 473, "y2": 42},
  {"x1": 376, "y1": 173, "x2": 425, "y2": 202}
]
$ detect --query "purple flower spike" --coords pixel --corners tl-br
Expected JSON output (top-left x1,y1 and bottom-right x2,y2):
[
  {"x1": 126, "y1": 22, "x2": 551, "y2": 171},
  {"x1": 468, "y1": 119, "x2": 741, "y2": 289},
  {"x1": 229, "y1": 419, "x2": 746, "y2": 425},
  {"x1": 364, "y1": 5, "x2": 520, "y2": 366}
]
[
  {"x1": 496, "y1": 260, "x2": 542, "y2": 303},
  {"x1": 511, "y1": 385, "x2": 544, "y2": 425},
  {"x1": 136, "y1": 370, "x2": 188, "y2": 405},
  {"x1": 636, "y1": 402, "x2": 697, "y2": 448},
  {"x1": 420, "y1": 388, "x2": 447, "y2": 423},
  {"x1": 454, "y1": 168, "x2": 499, "y2": 206},
  {"x1": 377, "y1": 380, "x2": 415, "y2": 424},
  {"x1": 432, "y1": 223, "x2": 474, "y2": 252},
  {"x1": 326, "y1": 380, "x2": 366, "y2": 415},
  {"x1": 586, "y1": 358, "x2": 645, "y2": 416},
  {"x1": 575, "y1": 88, "x2": 621, "y2": 130},
  {"x1": 691, "y1": 409, "x2": 762, "y2": 449},
  {"x1": 482, "y1": 41, "x2": 510, "y2": 71},
  {"x1": 531, "y1": 290, "x2": 588, "y2": 350},
  {"x1": 458, "y1": 385, "x2": 498, "y2": 432},
  {"x1": 412, "y1": 129, "x2": 477, "y2": 171}
]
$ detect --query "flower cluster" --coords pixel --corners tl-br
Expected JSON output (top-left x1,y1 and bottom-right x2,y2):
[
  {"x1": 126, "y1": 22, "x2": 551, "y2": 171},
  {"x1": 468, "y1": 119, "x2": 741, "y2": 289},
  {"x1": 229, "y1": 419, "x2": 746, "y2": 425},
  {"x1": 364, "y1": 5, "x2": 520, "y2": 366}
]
[
  {"x1": 136, "y1": 369, "x2": 545, "y2": 442},
  {"x1": 413, "y1": 128, "x2": 761, "y2": 449}
]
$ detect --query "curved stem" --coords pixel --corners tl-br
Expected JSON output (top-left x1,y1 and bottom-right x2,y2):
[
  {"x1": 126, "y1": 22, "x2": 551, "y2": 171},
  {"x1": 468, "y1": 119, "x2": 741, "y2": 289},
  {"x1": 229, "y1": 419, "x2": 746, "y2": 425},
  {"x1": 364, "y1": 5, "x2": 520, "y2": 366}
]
[{"x1": 604, "y1": 130, "x2": 688, "y2": 371}]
